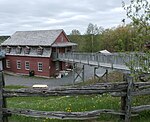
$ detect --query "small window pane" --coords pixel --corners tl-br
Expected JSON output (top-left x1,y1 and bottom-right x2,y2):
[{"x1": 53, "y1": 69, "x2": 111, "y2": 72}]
[
  {"x1": 17, "y1": 61, "x2": 21, "y2": 69},
  {"x1": 38, "y1": 62, "x2": 43, "y2": 71},
  {"x1": 25, "y1": 61, "x2": 30, "y2": 70},
  {"x1": 6, "y1": 60, "x2": 10, "y2": 68}
]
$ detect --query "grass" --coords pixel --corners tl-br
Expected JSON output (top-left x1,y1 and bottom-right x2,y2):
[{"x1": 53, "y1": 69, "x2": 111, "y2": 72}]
[
  {"x1": 4, "y1": 71, "x2": 150, "y2": 122},
  {"x1": 7, "y1": 94, "x2": 121, "y2": 122},
  {"x1": 5, "y1": 85, "x2": 28, "y2": 89},
  {"x1": 7, "y1": 94, "x2": 150, "y2": 122}
]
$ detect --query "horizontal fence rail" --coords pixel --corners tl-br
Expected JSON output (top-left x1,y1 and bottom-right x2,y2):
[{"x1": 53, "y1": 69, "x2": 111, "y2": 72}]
[
  {"x1": 3, "y1": 82, "x2": 150, "y2": 97},
  {"x1": 3, "y1": 108, "x2": 125, "y2": 120}
]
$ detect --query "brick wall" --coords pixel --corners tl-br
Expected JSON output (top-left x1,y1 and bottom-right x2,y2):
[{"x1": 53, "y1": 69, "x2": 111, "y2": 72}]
[{"x1": 4, "y1": 55, "x2": 52, "y2": 77}]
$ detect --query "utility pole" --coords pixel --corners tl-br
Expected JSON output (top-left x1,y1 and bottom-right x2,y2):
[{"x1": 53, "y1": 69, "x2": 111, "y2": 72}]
[{"x1": 91, "y1": 34, "x2": 94, "y2": 54}]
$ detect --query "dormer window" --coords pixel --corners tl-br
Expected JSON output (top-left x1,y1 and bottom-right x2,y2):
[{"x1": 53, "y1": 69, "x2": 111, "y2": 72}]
[
  {"x1": 37, "y1": 46, "x2": 43, "y2": 55},
  {"x1": 6, "y1": 46, "x2": 11, "y2": 53},
  {"x1": 16, "y1": 46, "x2": 22, "y2": 54},
  {"x1": 24, "y1": 46, "x2": 30, "y2": 54}
]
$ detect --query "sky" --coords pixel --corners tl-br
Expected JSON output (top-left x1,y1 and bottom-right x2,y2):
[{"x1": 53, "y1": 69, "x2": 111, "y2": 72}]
[{"x1": 0, "y1": 0, "x2": 131, "y2": 35}]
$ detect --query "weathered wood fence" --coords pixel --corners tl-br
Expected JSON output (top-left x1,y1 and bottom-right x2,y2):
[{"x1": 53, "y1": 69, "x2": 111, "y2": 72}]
[{"x1": 0, "y1": 72, "x2": 150, "y2": 122}]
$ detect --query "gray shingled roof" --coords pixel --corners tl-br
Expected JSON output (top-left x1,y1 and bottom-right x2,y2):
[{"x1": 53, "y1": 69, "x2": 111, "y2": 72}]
[{"x1": 1, "y1": 29, "x2": 63, "y2": 46}]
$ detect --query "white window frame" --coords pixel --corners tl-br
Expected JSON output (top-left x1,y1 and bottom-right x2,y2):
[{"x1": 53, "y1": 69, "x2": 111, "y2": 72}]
[
  {"x1": 6, "y1": 60, "x2": 10, "y2": 68},
  {"x1": 16, "y1": 60, "x2": 21, "y2": 69},
  {"x1": 38, "y1": 62, "x2": 43, "y2": 71},
  {"x1": 25, "y1": 61, "x2": 30, "y2": 70}
]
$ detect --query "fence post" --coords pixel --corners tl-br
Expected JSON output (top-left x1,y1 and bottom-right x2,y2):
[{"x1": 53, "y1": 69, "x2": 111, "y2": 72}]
[
  {"x1": 125, "y1": 75, "x2": 133, "y2": 122},
  {"x1": 0, "y1": 71, "x2": 8, "y2": 122},
  {"x1": 120, "y1": 73, "x2": 127, "y2": 120},
  {"x1": 72, "y1": 63, "x2": 75, "y2": 85},
  {"x1": 82, "y1": 65, "x2": 84, "y2": 82}
]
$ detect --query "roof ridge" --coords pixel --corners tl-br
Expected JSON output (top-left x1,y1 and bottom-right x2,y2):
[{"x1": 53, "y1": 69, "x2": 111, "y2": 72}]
[{"x1": 15, "y1": 29, "x2": 63, "y2": 33}]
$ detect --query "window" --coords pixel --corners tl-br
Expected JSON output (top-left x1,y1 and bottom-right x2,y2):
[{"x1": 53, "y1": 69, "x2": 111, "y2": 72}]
[
  {"x1": 25, "y1": 61, "x2": 30, "y2": 70},
  {"x1": 61, "y1": 36, "x2": 63, "y2": 42},
  {"x1": 37, "y1": 46, "x2": 43, "y2": 55},
  {"x1": 6, "y1": 46, "x2": 11, "y2": 53},
  {"x1": 38, "y1": 62, "x2": 43, "y2": 71},
  {"x1": 16, "y1": 60, "x2": 21, "y2": 69},
  {"x1": 16, "y1": 46, "x2": 22, "y2": 54},
  {"x1": 6, "y1": 60, "x2": 10, "y2": 68},
  {"x1": 24, "y1": 46, "x2": 30, "y2": 54}
]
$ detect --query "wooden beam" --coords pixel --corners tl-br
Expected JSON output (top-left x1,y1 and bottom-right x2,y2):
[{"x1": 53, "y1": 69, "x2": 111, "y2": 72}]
[
  {"x1": 3, "y1": 108, "x2": 125, "y2": 120},
  {"x1": 132, "y1": 105, "x2": 150, "y2": 112}
]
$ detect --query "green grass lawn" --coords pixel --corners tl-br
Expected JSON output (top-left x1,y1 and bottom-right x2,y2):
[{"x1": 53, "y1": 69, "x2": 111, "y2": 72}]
[
  {"x1": 7, "y1": 95, "x2": 121, "y2": 122},
  {"x1": 5, "y1": 85, "x2": 150, "y2": 122}
]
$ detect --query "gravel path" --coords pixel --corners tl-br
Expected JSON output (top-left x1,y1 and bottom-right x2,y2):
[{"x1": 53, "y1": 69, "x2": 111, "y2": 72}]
[
  {"x1": 4, "y1": 65, "x2": 107, "y2": 88},
  {"x1": 4, "y1": 73, "x2": 75, "y2": 88}
]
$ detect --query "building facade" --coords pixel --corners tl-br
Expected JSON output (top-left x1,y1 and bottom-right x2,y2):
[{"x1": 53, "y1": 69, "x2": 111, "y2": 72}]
[{"x1": 1, "y1": 29, "x2": 77, "y2": 77}]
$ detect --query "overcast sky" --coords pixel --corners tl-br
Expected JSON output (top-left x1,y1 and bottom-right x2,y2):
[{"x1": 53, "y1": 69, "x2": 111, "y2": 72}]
[{"x1": 0, "y1": 0, "x2": 132, "y2": 35}]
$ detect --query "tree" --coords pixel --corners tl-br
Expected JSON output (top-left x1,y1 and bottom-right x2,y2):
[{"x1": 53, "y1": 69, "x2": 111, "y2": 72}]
[
  {"x1": 70, "y1": 29, "x2": 81, "y2": 35},
  {"x1": 69, "y1": 29, "x2": 85, "y2": 52},
  {"x1": 83, "y1": 23, "x2": 104, "y2": 52},
  {"x1": 122, "y1": 0, "x2": 150, "y2": 51},
  {"x1": 86, "y1": 23, "x2": 103, "y2": 35},
  {"x1": 123, "y1": 0, "x2": 150, "y2": 80}
]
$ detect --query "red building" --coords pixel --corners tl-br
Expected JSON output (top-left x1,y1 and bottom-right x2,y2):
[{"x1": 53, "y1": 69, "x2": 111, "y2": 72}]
[{"x1": 1, "y1": 29, "x2": 77, "y2": 77}]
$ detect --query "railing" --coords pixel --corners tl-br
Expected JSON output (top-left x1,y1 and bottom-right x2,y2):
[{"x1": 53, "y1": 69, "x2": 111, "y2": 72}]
[
  {"x1": 0, "y1": 72, "x2": 150, "y2": 122},
  {"x1": 58, "y1": 52, "x2": 149, "y2": 71}
]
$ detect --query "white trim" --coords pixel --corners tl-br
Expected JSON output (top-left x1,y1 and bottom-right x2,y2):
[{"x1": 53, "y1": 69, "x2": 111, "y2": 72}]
[
  {"x1": 5, "y1": 53, "x2": 51, "y2": 58},
  {"x1": 25, "y1": 61, "x2": 30, "y2": 70},
  {"x1": 16, "y1": 60, "x2": 21, "y2": 69},
  {"x1": 6, "y1": 60, "x2": 10, "y2": 68},
  {"x1": 38, "y1": 62, "x2": 43, "y2": 72}
]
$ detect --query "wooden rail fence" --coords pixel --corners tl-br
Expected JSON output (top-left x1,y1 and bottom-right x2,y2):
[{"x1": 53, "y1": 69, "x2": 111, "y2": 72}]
[{"x1": 0, "y1": 71, "x2": 150, "y2": 122}]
